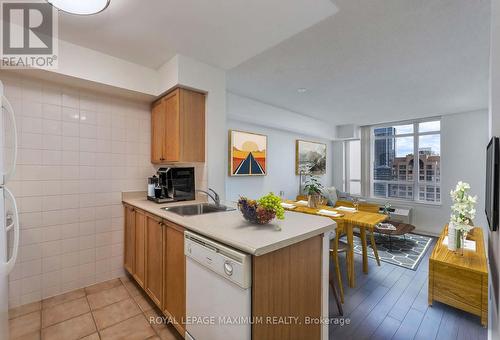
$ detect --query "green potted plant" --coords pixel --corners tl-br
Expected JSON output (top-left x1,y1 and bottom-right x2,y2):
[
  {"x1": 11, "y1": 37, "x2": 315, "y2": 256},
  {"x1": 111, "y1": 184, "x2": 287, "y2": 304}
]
[{"x1": 304, "y1": 175, "x2": 324, "y2": 208}]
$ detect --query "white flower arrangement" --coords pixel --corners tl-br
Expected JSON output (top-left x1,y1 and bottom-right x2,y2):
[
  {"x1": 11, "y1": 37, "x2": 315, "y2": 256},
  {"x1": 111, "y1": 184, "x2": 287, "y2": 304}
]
[{"x1": 450, "y1": 181, "x2": 477, "y2": 233}]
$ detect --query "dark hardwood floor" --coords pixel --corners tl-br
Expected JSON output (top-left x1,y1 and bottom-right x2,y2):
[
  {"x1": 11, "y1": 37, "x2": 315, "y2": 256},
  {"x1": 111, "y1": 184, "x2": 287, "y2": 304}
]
[{"x1": 329, "y1": 239, "x2": 488, "y2": 340}]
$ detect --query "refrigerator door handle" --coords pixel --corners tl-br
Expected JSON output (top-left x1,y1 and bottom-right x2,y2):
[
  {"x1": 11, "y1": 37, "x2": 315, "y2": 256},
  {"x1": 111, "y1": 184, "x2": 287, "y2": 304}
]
[
  {"x1": 3, "y1": 187, "x2": 19, "y2": 275},
  {"x1": 5, "y1": 213, "x2": 13, "y2": 232},
  {"x1": 2, "y1": 95, "x2": 17, "y2": 183}
]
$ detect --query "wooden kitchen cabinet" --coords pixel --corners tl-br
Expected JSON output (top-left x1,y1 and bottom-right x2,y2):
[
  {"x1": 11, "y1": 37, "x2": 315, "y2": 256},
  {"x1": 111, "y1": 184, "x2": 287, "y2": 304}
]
[
  {"x1": 122, "y1": 203, "x2": 187, "y2": 338},
  {"x1": 145, "y1": 213, "x2": 164, "y2": 307},
  {"x1": 151, "y1": 88, "x2": 206, "y2": 163},
  {"x1": 123, "y1": 204, "x2": 136, "y2": 275},
  {"x1": 151, "y1": 99, "x2": 166, "y2": 163},
  {"x1": 134, "y1": 209, "x2": 146, "y2": 288},
  {"x1": 163, "y1": 221, "x2": 186, "y2": 335}
]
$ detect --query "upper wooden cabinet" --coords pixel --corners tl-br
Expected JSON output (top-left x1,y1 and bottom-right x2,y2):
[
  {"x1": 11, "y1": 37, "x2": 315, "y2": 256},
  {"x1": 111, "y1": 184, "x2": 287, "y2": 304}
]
[{"x1": 151, "y1": 88, "x2": 206, "y2": 163}]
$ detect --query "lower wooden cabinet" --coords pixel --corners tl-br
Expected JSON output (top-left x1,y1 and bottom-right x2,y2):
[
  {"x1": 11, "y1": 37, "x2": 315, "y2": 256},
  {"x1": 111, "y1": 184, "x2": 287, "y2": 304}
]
[
  {"x1": 123, "y1": 204, "x2": 186, "y2": 337},
  {"x1": 163, "y1": 221, "x2": 186, "y2": 335},
  {"x1": 124, "y1": 205, "x2": 135, "y2": 275},
  {"x1": 145, "y1": 213, "x2": 164, "y2": 307},
  {"x1": 134, "y1": 209, "x2": 146, "y2": 288}
]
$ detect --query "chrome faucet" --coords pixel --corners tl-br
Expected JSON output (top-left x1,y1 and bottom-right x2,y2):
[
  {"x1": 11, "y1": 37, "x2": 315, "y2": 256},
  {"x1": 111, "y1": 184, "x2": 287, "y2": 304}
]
[{"x1": 196, "y1": 188, "x2": 220, "y2": 206}]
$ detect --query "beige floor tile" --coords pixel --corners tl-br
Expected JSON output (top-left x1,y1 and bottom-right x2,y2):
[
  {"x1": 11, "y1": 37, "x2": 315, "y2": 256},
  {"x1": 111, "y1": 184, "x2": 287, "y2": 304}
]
[
  {"x1": 119, "y1": 275, "x2": 132, "y2": 283},
  {"x1": 144, "y1": 309, "x2": 182, "y2": 340},
  {"x1": 42, "y1": 289, "x2": 86, "y2": 309},
  {"x1": 122, "y1": 280, "x2": 142, "y2": 297},
  {"x1": 80, "y1": 333, "x2": 100, "y2": 340},
  {"x1": 9, "y1": 311, "x2": 41, "y2": 339},
  {"x1": 92, "y1": 298, "x2": 141, "y2": 330},
  {"x1": 41, "y1": 313, "x2": 96, "y2": 340},
  {"x1": 42, "y1": 297, "x2": 90, "y2": 328},
  {"x1": 9, "y1": 301, "x2": 42, "y2": 320},
  {"x1": 132, "y1": 292, "x2": 155, "y2": 313},
  {"x1": 154, "y1": 327, "x2": 182, "y2": 340},
  {"x1": 87, "y1": 285, "x2": 130, "y2": 310},
  {"x1": 11, "y1": 330, "x2": 41, "y2": 340},
  {"x1": 99, "y1": 314, "x2": 156, "y2": 340},
  {"x1": 85, "y1": 278, "x2": 122, "y2": 296},
  {"x1": 146, "y1": 337, "x2": 161, "y2": 340}
]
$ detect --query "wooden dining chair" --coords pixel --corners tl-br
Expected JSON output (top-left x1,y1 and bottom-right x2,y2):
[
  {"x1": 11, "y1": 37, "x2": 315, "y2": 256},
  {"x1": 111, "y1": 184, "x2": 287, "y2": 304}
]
[
  {"x1": 330, "y1": 224, "x2": 350, "y2": 304},
  {"x1": 329, "y1": 266, "x2": 343, "y2": 316},
  {"x1": 336, "y1": 200, "x2": 382, "y2": 267},
  {"x1": 368, "y1": 226, "x2": 381, "y2": 266}
]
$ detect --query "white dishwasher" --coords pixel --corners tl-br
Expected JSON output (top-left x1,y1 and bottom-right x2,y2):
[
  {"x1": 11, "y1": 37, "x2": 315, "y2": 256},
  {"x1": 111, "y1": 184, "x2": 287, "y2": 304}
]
[{"x1": 184, "y1": 231, "x2": 252, "y2": 340}]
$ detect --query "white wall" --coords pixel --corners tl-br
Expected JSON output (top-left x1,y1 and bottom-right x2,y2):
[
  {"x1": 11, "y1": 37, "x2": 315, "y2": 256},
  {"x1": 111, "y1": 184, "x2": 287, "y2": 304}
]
[
  {"x1": 225, "y1": 120, "x2": 333, "y2": 202},
  {"x1": 489, "y1": 0, "x2": 500, "y2": 336},
  {"x1": 2, "y1": 54, "x2": 226, "y2": 307},
  {"x1": 2, "y1": 74, "x2": 153, "y2": 307},
  {"x1": 176, "y1": 55, "x2": 227, "y2": 199},
  {"x1": 51, "y1": 39, "x2": 159, "y2": 96},
  {"x1": 227, "y1": 92, "x2": 336, "y2": 140},
  {"x1": 225, "y1": 94, "x2": 334, "y2": 202},
  {"x1": 332, "y1": 109, "x2": 489, "y2": 236},
  {"x1": 414, "y1": 109, "x2": 488, "y2": 235}
]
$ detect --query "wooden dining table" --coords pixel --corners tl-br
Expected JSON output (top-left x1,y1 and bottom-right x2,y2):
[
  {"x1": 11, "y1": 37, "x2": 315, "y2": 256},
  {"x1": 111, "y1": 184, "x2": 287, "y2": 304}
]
[{"x1": 283, "y1": 200, "x2": 388, "y2": 287}]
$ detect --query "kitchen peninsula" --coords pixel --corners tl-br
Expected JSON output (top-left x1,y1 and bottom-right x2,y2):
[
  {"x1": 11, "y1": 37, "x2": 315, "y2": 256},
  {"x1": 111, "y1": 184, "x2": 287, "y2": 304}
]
[{"x1": 122, "y1": 192, "x2": 336, "y2": 340}]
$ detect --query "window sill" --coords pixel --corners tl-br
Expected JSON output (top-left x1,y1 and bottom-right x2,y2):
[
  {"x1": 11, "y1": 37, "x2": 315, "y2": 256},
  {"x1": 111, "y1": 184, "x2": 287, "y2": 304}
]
[{"x1": 366, "y1": 196, "x2": 442, "y2": 208}]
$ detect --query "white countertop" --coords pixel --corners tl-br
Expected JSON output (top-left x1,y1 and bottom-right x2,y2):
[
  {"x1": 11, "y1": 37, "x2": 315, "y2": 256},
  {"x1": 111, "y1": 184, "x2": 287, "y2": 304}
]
[{"x1": 122, "y1": 192, "x2": 336, "y2": 256}]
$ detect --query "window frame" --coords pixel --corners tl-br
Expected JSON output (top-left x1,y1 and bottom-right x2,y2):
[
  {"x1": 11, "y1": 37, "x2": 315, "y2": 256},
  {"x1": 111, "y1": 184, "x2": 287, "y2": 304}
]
[
  {"x1": 344, "y1": 139, "x2": 361, "y2": 196},
  {"x1": 369, "y1": 117, "x2": 441, "y2": 205}
]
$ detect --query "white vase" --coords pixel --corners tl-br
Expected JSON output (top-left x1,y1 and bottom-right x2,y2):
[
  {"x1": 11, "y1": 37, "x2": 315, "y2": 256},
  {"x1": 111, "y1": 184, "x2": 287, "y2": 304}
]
[{"x1": 448, "y1": 222, "x2": 457, "y2": 251}]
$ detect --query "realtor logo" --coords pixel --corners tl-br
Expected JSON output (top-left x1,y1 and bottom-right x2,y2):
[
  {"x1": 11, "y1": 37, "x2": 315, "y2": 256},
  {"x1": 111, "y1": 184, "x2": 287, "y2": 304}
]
[{"x1": 0, "y1": 0, "x2": 58, "y2": 69}]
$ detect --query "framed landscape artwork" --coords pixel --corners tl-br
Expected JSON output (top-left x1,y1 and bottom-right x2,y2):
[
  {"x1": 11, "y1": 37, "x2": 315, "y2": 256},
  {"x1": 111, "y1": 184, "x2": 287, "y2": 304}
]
[
  {"x1": 296, "y1": 140, "x2": 327, "y2": 175},
  {"x1": 229, "y1": 130, "x2": 267, "y2": 176}
]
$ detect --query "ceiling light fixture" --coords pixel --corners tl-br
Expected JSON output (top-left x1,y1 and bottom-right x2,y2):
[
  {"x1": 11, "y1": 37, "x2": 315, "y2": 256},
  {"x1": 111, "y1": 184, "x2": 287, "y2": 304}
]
[
  {"x1": 46, "y1": 0, "x2": 110, "y2": 15},
  {"x1": 297, "y1": 88, "x2": 308, "y2": 93}
]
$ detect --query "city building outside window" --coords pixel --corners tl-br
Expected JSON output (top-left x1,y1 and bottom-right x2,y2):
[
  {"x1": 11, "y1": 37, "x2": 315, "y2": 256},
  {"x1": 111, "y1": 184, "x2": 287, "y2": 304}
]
[{"x1": 371, "y1": 119, "x2": 441, "y2": 203}]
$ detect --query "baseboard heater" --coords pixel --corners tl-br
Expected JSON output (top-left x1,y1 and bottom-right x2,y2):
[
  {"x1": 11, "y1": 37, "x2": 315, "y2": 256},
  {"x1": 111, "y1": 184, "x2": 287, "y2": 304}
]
[{"x1": 378, "y1": 206, "x2": 412, "y2": 224}]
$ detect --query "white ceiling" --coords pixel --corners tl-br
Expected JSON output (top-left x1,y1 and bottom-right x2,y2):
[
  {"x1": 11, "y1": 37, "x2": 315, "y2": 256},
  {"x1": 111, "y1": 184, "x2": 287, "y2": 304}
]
[
  {"x1": 57, "y1": 0, "x2": 337, "y2": 69},
  {"x1": 227, "y1": 0, "x2": 491, "y2": 126}
]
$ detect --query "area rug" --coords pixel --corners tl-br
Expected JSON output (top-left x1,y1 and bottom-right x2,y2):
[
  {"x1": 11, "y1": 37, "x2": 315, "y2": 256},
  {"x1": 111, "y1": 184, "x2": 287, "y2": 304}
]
[{"x1": 340, "y1": 232, "x2": 434, "y2": 270}]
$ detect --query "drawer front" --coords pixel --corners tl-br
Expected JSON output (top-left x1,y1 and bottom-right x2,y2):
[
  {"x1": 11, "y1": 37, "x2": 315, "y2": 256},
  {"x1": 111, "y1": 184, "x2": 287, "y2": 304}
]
[{"x1": 432, "y1": 262, "x2": 482, "y2": 310}]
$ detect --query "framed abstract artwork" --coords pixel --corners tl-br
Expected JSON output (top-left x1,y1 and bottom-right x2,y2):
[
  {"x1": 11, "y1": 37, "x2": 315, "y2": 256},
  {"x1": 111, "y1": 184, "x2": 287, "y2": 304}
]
[
  {"x1": 296, "y1": 140, "x2": 327, "y2": 175},
  {"x1": 229, "y1": 130, "x2": 267, "y2": 176}
]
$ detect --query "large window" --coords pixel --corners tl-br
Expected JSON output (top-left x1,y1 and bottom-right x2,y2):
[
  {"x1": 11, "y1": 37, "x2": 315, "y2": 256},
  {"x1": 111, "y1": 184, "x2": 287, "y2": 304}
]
[
  {"x1": 344, "y1": 140, "x2": 361, "y2": 195},
  {"x1": 372, "y1": 119, "x2": 441, "y2": 203}
]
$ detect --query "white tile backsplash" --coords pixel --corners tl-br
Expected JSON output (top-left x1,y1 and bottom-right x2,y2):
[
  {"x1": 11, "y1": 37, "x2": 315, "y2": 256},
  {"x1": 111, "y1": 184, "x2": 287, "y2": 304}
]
[{"x1": 4, "y1": 75, "x2": 154, "y2": 308}]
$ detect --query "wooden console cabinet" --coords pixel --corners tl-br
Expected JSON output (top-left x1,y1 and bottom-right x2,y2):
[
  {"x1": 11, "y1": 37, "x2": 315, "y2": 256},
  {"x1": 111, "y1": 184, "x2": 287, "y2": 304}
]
[
  {"x1": 428, "y1": 225, "x2": 488, "y2": 326},
  {"x1": 123, "y1": 203, "x2": 186, "y2": 336},
  {"x1": 151, "y1": 87, "x2": 205, "y2": 163}
]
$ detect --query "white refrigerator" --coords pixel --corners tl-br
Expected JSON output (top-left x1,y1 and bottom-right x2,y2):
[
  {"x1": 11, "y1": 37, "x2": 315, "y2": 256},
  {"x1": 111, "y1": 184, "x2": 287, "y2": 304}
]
[{"x1": 0, "y1": 81, "x2": 20, "y2": 339}]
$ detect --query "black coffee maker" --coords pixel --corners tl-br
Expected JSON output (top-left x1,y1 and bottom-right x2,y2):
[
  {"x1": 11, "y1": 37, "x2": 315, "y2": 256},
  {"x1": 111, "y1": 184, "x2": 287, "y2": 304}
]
[{"x1": 147, "y1": 167, "x2": 195, "y2": 203}]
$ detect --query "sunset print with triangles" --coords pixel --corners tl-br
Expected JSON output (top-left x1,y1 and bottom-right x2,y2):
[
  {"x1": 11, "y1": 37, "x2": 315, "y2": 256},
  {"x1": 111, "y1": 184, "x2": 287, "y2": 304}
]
[{"x1": 229, "y1": 130, "x2": 267, "y2": 176}]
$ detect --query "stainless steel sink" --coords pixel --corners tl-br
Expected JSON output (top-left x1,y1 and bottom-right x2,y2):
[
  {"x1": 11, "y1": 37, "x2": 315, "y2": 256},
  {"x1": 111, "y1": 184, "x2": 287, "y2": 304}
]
[{"x1": 162, "y1": 203, "x2": 235, "y2": 216}]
